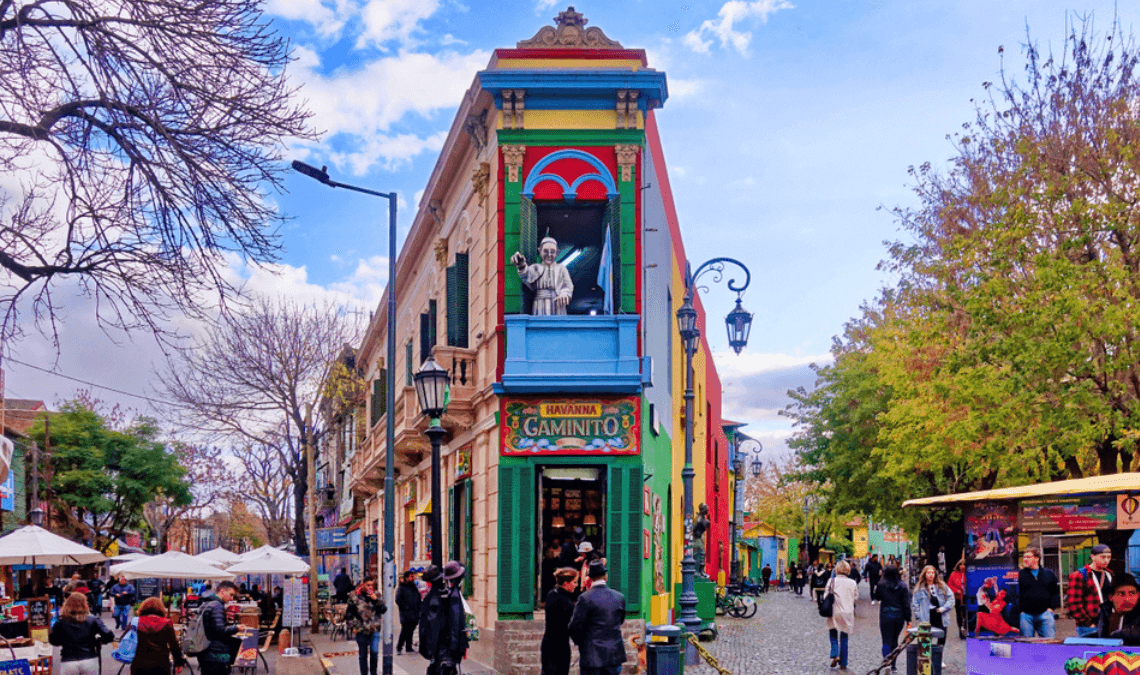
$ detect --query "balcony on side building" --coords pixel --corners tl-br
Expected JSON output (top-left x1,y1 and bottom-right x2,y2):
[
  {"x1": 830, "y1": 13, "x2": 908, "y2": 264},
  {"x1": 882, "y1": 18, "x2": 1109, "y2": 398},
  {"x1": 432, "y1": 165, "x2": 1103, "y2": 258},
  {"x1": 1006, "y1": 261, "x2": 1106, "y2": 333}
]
[{"x1": 499, "y1": 314, "x2": 644, "y2": 394}]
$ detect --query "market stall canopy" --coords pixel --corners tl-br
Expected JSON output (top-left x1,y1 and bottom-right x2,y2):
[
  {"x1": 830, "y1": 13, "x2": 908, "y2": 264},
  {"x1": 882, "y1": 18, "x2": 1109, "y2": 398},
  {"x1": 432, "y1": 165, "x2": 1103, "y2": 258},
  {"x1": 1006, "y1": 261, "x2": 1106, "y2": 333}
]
[
  {"x1": 111, "y1": 551, "x2": 235, "y2": 580},
  {"x1": 233, "y1": 545, "x2": 302, "y2": 564},
  {"x1": 902, "y1": 473, "x2": 1140, "y2": 508},
  {"x1": 111, "y1": 552, "x2": 150, "y2": 562},
  {"x1": 196, "y1": 547, "x2": 241, "y2": 566},
  {"x1": 0, "y1": 525, "x2": 107, "y2": 565},
  {"x1": 225, "y1": 550, "x2": 310, "y2": 575}
]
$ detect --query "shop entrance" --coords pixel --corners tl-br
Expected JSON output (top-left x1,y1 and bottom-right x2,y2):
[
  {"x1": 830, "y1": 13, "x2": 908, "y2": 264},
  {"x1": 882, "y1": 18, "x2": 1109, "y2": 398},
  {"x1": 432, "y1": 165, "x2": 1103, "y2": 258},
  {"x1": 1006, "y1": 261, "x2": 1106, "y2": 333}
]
[{"x1": 537, "y1": 466, "x2": 606, "y2": 607}]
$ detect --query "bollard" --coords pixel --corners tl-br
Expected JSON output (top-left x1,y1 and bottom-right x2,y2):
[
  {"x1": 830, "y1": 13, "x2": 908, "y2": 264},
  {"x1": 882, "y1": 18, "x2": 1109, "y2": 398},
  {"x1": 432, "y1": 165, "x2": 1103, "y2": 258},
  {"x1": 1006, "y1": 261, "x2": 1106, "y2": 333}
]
[
  {"x1": 905, "y1": 623, "x2": 944, "y2": 675},
  {"x1": 646, "y1": 624, "x2": 684, "y2": 675}
]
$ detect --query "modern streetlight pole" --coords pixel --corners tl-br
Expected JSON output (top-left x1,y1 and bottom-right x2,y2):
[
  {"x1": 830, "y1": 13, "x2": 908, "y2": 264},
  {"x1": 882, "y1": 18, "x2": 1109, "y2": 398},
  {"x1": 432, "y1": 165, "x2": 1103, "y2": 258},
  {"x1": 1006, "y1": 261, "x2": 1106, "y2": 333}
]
[
  {"x1": 291, "y1": 160, "x2": 398, "y2": 675},
  {"x1": 675, "y1": 258, "x2": 753, "y2": 633}
]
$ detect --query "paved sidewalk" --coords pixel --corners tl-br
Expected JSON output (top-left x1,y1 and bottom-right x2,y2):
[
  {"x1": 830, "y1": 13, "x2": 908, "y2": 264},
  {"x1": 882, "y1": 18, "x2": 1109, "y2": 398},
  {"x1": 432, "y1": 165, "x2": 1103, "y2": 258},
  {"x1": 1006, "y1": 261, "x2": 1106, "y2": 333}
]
[{"x1": 310, "y1": 630, "x2": 498, "y2": 675}]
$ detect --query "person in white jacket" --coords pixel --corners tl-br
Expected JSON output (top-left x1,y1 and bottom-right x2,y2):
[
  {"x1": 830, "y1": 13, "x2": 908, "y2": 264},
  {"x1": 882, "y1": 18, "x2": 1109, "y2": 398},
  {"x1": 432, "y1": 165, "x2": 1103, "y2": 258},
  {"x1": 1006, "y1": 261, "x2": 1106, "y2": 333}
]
[{"x1": 825, "y1": 560, "x2": 859, "y2": 671}]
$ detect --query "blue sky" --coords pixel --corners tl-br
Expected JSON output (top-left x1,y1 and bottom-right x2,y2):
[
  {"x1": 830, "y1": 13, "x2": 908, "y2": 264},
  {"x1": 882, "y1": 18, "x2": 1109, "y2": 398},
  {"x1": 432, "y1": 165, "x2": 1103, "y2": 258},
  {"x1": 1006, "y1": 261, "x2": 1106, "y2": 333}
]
[{"x1": 7, "y1": 0, "x2": 1139, "y2": 461}]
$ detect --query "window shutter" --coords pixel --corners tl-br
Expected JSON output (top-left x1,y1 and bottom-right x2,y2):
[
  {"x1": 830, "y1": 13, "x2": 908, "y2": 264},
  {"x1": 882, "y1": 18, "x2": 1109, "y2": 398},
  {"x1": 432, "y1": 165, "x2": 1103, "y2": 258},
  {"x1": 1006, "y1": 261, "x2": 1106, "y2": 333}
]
[
  {"x1": 420, "y1": 313, "x2": 431, "y2": 364},
  {"x1": 405, "y1": 341, "x2": 414, "y2": 386},
  {"x1": 448, "y1": 484, "x2": 457, "y2": 562},
  {"x1": 428, "y1": 300, "x2": 438, "y2": 350},
  {"x1": 604, "y1": 197, "x2": 622, "y2": 312},
  {"x1": 446, "y1": 265, "x2": 458, "y2": 347},
  {"x1": 370, "y1": 371, "x2": 387, "y2": 427},
  {"x1": 456, "y1": 253, "x2": 469, "y2": 348},
  {"x1": 520, "y1": 196, "x2": 537, "y2": 265},
  {"x1": 497, "y1": 464, "x2": 535, "y2": 613},
  {"x1": 464, "y1": 477, "x2": 474, "y2": 597},
  {"x1": 606, "y1": 464, "x2": 642, "y2": 613}
]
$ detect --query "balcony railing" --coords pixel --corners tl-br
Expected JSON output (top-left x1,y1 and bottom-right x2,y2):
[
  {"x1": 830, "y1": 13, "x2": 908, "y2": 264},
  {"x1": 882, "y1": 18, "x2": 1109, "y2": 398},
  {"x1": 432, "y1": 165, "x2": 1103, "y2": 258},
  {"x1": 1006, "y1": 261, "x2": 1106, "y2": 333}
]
[{"x1": 500, "y1": 314, "x2": 643, "y2": 394}]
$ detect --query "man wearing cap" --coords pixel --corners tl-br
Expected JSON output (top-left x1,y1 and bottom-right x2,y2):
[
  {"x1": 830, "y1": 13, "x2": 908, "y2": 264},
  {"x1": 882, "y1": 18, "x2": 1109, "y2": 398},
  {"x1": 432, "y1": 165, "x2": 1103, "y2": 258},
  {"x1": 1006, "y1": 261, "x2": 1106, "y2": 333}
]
[
  {"x1": 511, "y1": 237, "x2": 574, "y2": 315},
  {"x1": 420, "y1": 562, "x2": 469, "y2": 675},
  {"x1": 568, "y1": 561, "x2": 626, "y2": 675},
  {"x1": 1067, "y1": 544, "x2": 1114, "y2": 637},
  {"x1": 1097, "y1": 573, "x2": 1140, "y2": 644}
]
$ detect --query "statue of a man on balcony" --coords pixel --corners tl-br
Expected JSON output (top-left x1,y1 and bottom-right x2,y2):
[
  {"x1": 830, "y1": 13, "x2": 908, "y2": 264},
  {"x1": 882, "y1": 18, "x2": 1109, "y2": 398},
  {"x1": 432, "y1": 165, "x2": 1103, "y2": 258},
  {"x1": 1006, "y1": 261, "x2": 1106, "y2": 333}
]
[{"x1": 511, "y1": 237, "x2": 574, "y2": 315}]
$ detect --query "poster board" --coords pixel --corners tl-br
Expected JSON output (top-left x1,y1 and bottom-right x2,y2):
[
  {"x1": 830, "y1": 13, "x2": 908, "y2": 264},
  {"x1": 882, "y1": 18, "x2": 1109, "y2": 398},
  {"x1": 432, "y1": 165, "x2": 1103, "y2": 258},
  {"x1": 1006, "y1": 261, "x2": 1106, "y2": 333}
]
[{"x1": 281, "y1": 577, "x2": 308, "y2": 628}]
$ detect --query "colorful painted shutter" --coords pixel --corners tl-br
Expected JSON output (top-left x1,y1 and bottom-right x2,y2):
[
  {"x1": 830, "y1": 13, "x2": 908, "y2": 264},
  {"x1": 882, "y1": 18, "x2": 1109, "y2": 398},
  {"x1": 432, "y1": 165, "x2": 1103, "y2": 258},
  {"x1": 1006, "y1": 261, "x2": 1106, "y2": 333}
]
[
  {"x1": 405, "y1": 341, "x2": 414, "y2": 386},
  {"x1": 606, "y1": 464, "x2": 642, "y2": 613},
  {"x1": 420, "y1": 313, "x2": 431, "y2": 364},
  {"x1": 498, "y1": 464, "x2": 535, "y2": 613},
  {"x1": 448, "y1": 484, "x2": 457, "y2": 561},
  {"x1": 464, "y1": 477, "x2": 474, "y2": 597},
  {"x1": 520, "y1": 196, "x2": 537, "y2": 265},
  {"x1": 604, "y1": 197, "x2": 622, "y2": 312},
  {"x1": 445, "y1": 253, "x2": 469, "y2": 348}
]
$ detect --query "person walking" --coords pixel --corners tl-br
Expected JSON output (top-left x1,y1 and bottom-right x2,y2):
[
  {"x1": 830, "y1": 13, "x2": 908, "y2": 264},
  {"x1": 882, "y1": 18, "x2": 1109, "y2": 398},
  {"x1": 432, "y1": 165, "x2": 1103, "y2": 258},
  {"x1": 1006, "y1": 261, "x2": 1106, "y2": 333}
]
[
  {"x1": 911, "y1": 565, "x2": 954, "y2": 662},
  {"x1": 542, "y1": 568, "x2": 579, "y2": 675},
  {"x1": 1018, "y1": 546, "x2": 1060, "y2": 637},
  {"x1": 49, "y1": 592, "x2": 115, "y2": 675},
  {"x1": 1067, "y1": 543, "x2": 1114, "y2": 637},
  {"x1": 347, "y1": 576, "x2": 387, "y2": 675},
  {"x1": 788, "y1": 563, "x2": 800, "y2": 596},
  {"x1": 813, "y1": 562, "x2": 829, "y2": 603},
  {"x1": 132, "y1": 597, "x2": 186, "y2": 675},
  {"x1": 876, "y1": 564, "x2": 911, "y2": 673},
  {"x1": 419, "y1": 562, "x2": 469, "y2": 675},
  {"x1": 197, "y1": 580, "x2": 242, "y2": 675},
  {"x1": 947, "y1": 559, "x2": 967, "y2": 639},
  {"x1": 88, "y1": 575, "x2": 105, "y2": 616},
  {"x1": 109, "y1": 575, "x2": 137, "y2": 632},
  {"x1": 761, "y1": 564, "x2": 773, "y2": 593},
  {"x1": 823, "y1": 560, "x2": 859, "y2": 672},
  {"x1": 333, "y1": 568, "x2": 354, "y2": 604},
  {"x1": 568, "y1": 561, "x2": 626, "y2": 675},
  {"x1": 865, "y1": 554, "x2": 883, "y2": 605},
  {"x1": 395, "y1": 570, "x2": 422, "y2": 655}
]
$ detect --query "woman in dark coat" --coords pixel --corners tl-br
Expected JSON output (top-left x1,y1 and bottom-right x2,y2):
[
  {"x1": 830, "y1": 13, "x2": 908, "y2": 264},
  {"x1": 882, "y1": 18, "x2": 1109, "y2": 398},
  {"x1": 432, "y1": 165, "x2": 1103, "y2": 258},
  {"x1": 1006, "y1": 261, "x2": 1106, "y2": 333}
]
[
  {"x1": 877, "y1": 564, "x2": 912, "y2": 672},
  {"x1": 541, "y1": 568, "x2": 579, "y2": 675}
]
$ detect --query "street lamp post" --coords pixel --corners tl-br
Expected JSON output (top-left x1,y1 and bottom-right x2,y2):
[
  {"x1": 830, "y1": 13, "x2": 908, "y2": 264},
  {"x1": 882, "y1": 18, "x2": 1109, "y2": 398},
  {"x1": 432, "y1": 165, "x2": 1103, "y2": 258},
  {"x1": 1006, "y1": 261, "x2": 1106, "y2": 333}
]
[
  {"x1": 676, "y1": 258, "x2": 753, "y2": 633},
  {"x1": 291, "y1": 160, "x2": 398, "y2": 675},
  {"x1": 414, "y1": 355, "x2": 451, "y2": 569}
]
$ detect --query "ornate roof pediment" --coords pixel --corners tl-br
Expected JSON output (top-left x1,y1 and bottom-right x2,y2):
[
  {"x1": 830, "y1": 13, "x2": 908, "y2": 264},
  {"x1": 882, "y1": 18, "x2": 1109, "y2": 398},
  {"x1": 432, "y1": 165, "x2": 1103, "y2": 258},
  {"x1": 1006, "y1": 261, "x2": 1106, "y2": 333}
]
[{"x1": 517, "y1": 6, "x2": 623, "y2": 50}]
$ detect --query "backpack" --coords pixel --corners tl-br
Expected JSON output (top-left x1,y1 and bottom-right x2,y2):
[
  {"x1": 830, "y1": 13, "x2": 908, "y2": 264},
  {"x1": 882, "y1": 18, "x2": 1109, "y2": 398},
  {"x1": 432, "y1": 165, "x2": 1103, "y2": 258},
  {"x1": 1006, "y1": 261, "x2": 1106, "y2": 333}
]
[
  {"x1": 181, "y1": 606, "x2": 211, "y2": 656},
  {"x1": 112, "y1": 618, "x2": 138, "y2": 663}
]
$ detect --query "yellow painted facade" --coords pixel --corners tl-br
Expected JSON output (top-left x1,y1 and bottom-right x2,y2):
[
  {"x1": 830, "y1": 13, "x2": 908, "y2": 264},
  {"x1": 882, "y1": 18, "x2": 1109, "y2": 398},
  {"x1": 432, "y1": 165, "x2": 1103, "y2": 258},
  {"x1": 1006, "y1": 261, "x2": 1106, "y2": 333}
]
[
  {"x1": 496, "y1": 58, "x2": 643, "y2": 70},
  {"x1": 496, "y1": 109, "x2": 643, "y2": 130}
]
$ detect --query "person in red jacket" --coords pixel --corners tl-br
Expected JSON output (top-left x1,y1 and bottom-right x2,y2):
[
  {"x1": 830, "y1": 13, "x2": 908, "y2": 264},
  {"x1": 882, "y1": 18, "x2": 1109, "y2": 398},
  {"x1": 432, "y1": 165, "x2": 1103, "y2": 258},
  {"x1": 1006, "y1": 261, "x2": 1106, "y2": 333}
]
[
  {"x1": 947, "y1": 559, "x2": 967, "y2": 639},
  {"x1": 132, "y1": 597, "x2": 185, "y2": 675}
]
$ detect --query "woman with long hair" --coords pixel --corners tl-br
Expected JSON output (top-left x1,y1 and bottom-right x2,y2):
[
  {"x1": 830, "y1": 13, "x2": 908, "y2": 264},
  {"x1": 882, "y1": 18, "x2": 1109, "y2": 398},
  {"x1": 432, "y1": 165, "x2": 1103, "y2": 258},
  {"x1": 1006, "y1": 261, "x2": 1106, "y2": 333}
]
[
  {"x1": 824, "y1": 560, "x2": 859, "y2": 672},
  {"x1": 876, "y1": 564, "x2": 911, "y2": 673},
  {"x1": 49, "y1": 592, "x2": 115, "y2": 675},
  {"x1": 912, "y1": 565, "x2": 955, "y2": 657},
  {"x1": 133, "y1": 597, "x2": 186, "y2": 675}
]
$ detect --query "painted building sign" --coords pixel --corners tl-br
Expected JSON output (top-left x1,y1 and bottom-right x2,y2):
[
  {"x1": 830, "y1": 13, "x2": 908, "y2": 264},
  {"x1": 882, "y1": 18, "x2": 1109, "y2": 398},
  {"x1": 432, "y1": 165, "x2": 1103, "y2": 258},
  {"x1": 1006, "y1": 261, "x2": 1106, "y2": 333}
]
[
  {"x1": 501, "y1": 397, "x2": 639, "y2": 456},
  {"x1": 1019, "y1": 497, "x2": 1115, "y2": 532}
]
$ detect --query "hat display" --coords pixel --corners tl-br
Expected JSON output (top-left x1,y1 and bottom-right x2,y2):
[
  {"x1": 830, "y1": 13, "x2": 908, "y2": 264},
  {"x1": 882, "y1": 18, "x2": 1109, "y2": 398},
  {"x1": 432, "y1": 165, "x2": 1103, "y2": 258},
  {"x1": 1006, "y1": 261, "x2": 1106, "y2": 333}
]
[
  {"x1": 587, "y1": 560, "x2": 608, "y2": 578},
  {"x1": 422, "y1": 565, "x2": 443, "y2": 583},
  {"x1": 577, "y1": 541, "x2": 593, "y2": 553},
  {"x1": 443, "y1": 560, "x2": 466, "y2": 580}
]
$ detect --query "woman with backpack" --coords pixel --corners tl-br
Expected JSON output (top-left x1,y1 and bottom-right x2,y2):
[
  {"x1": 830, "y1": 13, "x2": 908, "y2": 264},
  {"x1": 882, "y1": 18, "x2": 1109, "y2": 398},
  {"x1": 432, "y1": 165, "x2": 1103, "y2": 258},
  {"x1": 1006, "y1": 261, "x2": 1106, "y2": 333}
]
[
  {"x1": 49, "y1": 592, "x2": 115, "y2": 675},
  {"x1": 876, "y1": 564, "x2": 911, "y2": 673},
  {"x1": 133, "y1": 597, "x2": 186, "y2": 675}
]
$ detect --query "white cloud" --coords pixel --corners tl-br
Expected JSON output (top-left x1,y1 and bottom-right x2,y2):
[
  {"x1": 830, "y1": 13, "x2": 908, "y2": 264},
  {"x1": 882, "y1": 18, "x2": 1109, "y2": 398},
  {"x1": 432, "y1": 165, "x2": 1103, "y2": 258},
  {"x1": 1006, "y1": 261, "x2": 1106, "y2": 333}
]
[
  {"x1": 329, "y1": 131, "x2": 448, "y2": 174},
  {"x1": 264, "y1": 0, "x2": 350, "y2": 37},
  {"x1": 712, "y1": 350, "x2": 831, "y2": 378},
  {"x1": 535, "y1": 0, "x2": 558, "y2": 10},
  {"x1": 684, "y1": 0, "x2": 793, "y2": 55},
  {"x1": 668, "y1": 78, "x2": 703, "y2": 101},
  {"x1": 357, "y1": 0, "x2": 440, "y2": 49}
]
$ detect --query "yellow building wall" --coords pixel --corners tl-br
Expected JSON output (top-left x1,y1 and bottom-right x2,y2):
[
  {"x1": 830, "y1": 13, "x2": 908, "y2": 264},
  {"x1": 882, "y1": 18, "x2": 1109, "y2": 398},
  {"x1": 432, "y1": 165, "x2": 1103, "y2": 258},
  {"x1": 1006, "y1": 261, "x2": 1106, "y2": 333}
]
[{"x1": 852, "y1": 526, "x2": 869, "y2": 558}]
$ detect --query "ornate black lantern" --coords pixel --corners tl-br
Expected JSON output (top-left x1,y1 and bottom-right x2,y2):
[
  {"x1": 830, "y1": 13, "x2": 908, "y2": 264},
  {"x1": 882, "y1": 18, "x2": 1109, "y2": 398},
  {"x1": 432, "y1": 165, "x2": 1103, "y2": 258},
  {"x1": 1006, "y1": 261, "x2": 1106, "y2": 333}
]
[
  {"x1": 751, "y1": 457, "x2": 763, "y2": 477},
  {"x1": 414, "y1": 355, "x2": 450, "y2": 420},
  {"x1": 725, "y1": 298, "x2": 753, "y2": 355},
  {"x1": 676, "y1": 293, "x2": 700, "y2": 353}
]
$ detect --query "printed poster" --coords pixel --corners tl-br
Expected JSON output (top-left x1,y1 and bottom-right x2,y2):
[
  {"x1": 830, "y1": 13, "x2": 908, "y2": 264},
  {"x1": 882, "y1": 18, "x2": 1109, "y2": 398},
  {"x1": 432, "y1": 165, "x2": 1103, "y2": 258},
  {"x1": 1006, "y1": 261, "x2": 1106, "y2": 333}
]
[
  {"x1": 1019, "y1": 497, "x2": 1115, "y2": 532},
  {"x1": 966, "y1": 503, "x2": 1017, "y2": 565},
  {"x1": 502, "y1": 397, "x2": 640, "y2": 455},
  {"x1": 1118, "y1": 493, "x2": 1140, "y2": 530}
]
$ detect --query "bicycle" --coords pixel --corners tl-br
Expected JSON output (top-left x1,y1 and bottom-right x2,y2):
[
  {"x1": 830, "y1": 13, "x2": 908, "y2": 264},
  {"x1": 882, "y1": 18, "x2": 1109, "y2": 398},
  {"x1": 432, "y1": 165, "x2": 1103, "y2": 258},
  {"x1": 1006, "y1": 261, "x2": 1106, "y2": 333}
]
[{"x1": 715, "y1": 587, "x2": 758, "y2": 618}]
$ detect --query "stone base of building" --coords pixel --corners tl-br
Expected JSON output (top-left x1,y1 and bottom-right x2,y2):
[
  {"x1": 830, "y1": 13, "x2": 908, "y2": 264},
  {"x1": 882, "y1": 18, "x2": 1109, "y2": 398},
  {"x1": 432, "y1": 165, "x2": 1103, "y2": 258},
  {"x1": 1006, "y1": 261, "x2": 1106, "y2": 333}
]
[{"x1": 493, "y1": 617, "x2": 646, "y2": 675}]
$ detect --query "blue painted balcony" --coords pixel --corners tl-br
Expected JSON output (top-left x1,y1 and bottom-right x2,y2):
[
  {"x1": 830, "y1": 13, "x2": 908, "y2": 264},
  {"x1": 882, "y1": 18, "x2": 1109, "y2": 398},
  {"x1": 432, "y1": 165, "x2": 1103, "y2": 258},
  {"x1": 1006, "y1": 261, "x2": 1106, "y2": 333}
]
[{"x1": 500, "y1": 314, "x2": 643, "y2": 394}]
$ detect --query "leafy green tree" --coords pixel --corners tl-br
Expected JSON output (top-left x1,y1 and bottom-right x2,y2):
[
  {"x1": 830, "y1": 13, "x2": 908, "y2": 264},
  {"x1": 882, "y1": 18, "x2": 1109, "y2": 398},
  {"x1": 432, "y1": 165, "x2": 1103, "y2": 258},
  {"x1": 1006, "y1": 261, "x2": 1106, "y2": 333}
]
[
  {"x1": 787, "y1": 19, "x2": 1140, "y2": 519},
  {"x1": 29, "y1": 402, "x2": 191, "y2": 551}
]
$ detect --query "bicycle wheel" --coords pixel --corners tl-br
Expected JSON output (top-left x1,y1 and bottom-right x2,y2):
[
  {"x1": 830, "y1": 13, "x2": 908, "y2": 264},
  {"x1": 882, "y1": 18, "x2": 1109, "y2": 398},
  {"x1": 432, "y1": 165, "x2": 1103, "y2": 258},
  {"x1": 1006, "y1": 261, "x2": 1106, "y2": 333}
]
[
  {"x1": 729, "y1": 596, "x2": 747, "y2": 617},
  {"x1": 738, "y1": 598, "x2": 758, "y2": 618}
]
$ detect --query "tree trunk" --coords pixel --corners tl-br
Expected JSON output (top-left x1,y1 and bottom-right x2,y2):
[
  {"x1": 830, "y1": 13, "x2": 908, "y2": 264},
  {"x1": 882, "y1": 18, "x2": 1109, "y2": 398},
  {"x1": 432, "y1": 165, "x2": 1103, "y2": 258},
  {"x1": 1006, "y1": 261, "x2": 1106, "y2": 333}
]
[
  {"x1": 294, "y1": 453, "x2": 308, "y2": 555},
  {"x1": 1097, "y1": 438, "x2": 1119, "y2": 476}
]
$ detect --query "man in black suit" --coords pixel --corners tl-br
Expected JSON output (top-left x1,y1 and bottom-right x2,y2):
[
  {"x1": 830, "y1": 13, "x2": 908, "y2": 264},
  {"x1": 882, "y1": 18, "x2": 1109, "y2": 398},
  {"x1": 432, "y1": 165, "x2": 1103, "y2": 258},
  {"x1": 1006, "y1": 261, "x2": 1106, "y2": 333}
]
[{"x1": 568, "y1": 561, "x2": 626, "y2": 675}]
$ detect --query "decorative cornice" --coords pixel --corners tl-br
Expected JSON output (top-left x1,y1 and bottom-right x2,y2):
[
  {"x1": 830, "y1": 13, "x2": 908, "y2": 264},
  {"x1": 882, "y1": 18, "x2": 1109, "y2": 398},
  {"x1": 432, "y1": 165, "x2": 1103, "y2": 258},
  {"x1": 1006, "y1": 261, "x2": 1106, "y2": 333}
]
[
  {"x1": 502, "y1": 90, "x2": 525, "y2": 129},
  {"x1": 434, "y1": 238, "x2": 448, "y2": 268},
  {"x1": 517, "y1": 6, "x2": 623, "y2": 50},
  {"x1": 472, "y1": 162, "x2": 491, "y2": 208},
  {"x1": 615, "y1": 144, "x2": 640, "y2": 182},
  {"x1": 616, "y1": 90, "x2": 639, "y2": 129},
  {"x1": 502, "y1": 145, "x2": 526, "y2": 183},
  {"x1": 462, "y1": 109, "x2": 488, "y2": 153}
]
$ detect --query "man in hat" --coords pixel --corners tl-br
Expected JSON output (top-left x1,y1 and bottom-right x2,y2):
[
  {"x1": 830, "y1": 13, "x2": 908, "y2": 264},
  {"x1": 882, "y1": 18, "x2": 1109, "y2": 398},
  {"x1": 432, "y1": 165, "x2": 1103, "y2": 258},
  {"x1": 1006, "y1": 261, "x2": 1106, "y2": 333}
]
[
  {"x1": 1098, "y1": 573, "x2": 1140, "y2": 644},
  {"x1": 511, "y1": 236, "x2": 574, "y2": 315},
  {"x1": 395, "y1": 570, "x2": 421, "y2": 655},
  {"x1": 1067, "y1": 543, "x2": 1114, "y2": 637},
  {"x1": 568, "y1": 561, "x2": 626, "y2": 675},
  {"x1": 420, "y1": 562, "x2": 469, "y2": 675},
  {"x1": 559, "y1": 527, "x2": 586, "y2": 569}
]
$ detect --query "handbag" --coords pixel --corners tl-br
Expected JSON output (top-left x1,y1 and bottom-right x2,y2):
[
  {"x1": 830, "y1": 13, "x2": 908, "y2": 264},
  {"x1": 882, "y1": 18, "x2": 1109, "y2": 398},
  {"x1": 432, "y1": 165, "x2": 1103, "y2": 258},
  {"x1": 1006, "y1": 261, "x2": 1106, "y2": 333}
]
[
  {"x1": 112, "y1": 618, "x2": 139, "y2": 663},
  {"x1": 817, "y1": 580, "x2": 835, "y2": 618},
  {"x1": 460, "y1": 595, "x2": 479, "y2": 642}
]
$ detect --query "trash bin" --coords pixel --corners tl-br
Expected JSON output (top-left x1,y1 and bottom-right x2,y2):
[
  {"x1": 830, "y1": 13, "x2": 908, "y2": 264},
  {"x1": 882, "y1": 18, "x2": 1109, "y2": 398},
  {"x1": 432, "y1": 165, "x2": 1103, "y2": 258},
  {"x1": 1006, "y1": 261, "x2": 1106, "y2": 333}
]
[
  {"x1": 905, "y1": 627, "x2": 945, "y2": 675},
  {"x1": 646, "y1": 624, "x2": 684, "y2": 675}
]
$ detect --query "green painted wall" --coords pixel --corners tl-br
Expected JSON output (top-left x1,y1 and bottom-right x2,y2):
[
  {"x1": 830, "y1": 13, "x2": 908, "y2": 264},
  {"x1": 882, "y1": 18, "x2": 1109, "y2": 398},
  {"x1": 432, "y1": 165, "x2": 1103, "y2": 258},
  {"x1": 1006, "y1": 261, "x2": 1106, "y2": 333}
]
[
  {"x1": 639, "y1": 396, "x2": 673, "y2": 618},
  {"x1": 1, "y1": 440, "x2": 27, "y2": 533}
]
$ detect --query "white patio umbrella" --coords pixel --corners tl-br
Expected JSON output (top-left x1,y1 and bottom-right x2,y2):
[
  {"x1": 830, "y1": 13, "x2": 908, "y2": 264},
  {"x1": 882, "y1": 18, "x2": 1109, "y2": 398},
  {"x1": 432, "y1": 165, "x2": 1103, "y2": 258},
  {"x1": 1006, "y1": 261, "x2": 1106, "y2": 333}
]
[
  {"x1": 110, "y1": 551, "x2": 235, "y2": 580},
  {"x1": 110, "y1": 552, "x2": 150, "y2": 562},
  {"x1": 225, "y1": 551, "x2": 310, "y2": 576},
  {"x1": 0, "y1": 525, "x2": 106, "y2": 566},
  {"x1": 196, "y1": 547, "x2": 241, "y2": 566},
  {"x1": 232, "y1": 545, "x2": 305, "y2": 566}
]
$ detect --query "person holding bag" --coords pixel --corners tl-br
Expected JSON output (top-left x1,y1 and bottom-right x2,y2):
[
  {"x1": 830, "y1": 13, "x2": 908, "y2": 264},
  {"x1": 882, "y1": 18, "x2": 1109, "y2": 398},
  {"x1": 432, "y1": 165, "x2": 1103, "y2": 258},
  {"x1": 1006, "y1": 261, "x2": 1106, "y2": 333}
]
[
  {"x1": 824, "y1": 560, "x2": 859, "y2": 672},
  {"x1": 133, "y1": 597, "x2": 186, "y2": 675}
]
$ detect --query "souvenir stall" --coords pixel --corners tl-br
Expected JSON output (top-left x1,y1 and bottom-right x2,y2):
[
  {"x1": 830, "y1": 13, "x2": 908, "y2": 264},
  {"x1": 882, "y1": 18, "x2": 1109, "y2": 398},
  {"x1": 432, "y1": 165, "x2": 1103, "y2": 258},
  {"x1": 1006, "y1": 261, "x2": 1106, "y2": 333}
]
[
  {"x1": 904, "y1": 474, "x2": 1140, "y2": 675},
  {"x1": 0, "y1": 525, "x2": 108, "y2": 675},
  {"x1": 226, "y1": 551, "x2": 311, "y2": 660}
]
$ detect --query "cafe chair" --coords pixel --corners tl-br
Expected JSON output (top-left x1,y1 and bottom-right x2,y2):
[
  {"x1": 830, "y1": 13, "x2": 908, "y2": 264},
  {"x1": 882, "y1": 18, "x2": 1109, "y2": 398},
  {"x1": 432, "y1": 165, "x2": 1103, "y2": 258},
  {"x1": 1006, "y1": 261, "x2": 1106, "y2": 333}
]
[{"x1": 327, "y1": 605, "x2": 348, "y2": 642}]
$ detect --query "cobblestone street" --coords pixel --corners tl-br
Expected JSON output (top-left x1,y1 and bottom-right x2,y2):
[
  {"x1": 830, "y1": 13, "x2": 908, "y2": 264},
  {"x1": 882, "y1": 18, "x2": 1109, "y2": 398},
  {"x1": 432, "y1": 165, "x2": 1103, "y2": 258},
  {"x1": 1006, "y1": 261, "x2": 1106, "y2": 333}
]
[{"x1": 685, "y1": 586, "x2": 966, "y2": 675}]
